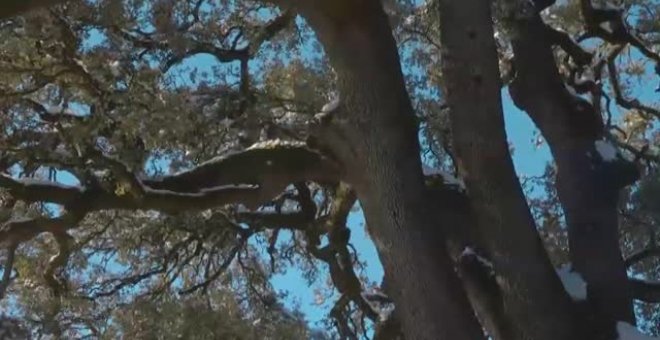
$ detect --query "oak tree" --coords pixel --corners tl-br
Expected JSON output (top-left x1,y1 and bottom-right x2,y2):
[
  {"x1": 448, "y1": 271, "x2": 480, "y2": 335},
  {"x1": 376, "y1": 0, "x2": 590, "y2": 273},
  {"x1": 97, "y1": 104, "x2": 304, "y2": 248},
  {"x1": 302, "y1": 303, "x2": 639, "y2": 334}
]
[{"x1": 0, "y1": 0, "x2": 660, "y2": 339}]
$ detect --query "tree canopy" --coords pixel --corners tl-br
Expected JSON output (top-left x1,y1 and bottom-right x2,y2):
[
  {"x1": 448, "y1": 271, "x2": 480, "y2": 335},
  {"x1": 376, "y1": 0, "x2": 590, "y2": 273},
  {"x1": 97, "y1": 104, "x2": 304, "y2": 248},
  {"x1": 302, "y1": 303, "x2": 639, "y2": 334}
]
[{"x1": 0, "y1": 0, "x2": 659, "y2": 339}]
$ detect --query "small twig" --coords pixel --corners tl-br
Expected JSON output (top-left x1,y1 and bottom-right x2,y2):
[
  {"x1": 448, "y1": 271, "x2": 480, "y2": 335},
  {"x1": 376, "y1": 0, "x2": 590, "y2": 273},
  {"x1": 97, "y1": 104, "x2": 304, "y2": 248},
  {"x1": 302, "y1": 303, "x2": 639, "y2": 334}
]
[{"x1": 0, "y1": 243, "x2": 17, "y2": 300}]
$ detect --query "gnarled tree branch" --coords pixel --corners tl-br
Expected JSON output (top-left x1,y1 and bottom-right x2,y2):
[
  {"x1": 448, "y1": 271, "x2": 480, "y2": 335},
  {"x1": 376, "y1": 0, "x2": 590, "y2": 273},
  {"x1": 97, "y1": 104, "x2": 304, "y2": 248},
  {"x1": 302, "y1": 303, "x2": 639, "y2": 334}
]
[
  {"x1": 629, "y1": 278, "x2": 660, "y2": 303},
  {"x1": 625, "y1": 247, "x2": 660, "y2": 268},
  {"x1": 0, "y1": 142, "x2": 340, "y2": 249}
]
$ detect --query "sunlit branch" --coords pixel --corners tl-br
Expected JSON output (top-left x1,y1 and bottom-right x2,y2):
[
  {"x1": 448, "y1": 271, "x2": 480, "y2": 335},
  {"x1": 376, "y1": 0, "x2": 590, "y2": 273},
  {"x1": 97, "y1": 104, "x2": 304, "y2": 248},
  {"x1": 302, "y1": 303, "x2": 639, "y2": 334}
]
[{"x1": 43, "y1": 231, "x2": 74, "y2": 296}]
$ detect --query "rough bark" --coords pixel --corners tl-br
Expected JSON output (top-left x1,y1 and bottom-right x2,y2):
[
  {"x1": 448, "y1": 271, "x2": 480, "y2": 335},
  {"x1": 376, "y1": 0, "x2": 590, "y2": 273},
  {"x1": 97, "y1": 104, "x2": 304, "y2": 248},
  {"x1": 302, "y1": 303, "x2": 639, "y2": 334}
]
[
  {"x1": 427, "y1": 184, "x2": 515, "y2": 340},
  {"x1": 374, "y1": 181, "x2": 521, "y2": 340},
  {"x1": 508, "y1": 13, "x2": 638, "y2": 336},
  {"x1": 289, "y1": 1, "x2": 484, "y2": 339},
  {"x1": 437, "y1": 0, "x2": 579, "y2": 339},
  {"x1": 0, "y1": 143, "x2": 340, "y2": 245}
]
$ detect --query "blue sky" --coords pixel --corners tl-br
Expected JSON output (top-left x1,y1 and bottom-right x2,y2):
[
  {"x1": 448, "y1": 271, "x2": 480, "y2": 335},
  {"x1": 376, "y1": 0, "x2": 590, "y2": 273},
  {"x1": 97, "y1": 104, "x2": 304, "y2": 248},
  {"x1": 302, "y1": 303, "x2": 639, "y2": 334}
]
[
  {"x1": 269, "y1": 45, "x2": 657, "y2": 324},
  {"x1": 24, "y1": 21, "x2": 557, "y2": 328},
  {"x1": 271, "y1": 89, "x2": 554, "y2": 327},
  {"x1": 7, "y1": 4, "x2": 660, "y2": 334}
]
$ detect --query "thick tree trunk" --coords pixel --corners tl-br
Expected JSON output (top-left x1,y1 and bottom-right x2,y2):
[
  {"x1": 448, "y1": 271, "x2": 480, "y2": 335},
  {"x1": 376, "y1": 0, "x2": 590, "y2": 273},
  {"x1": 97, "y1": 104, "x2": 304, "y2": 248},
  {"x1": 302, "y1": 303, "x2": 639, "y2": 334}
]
[
  {"x1": 375, "y1": 179, "x2": 537, "y2": 340},
  {"x1": 437, "y1": 0, "x2": 579, "y2": 339},
  {"x1": 293, "y1": 1, "x2": 484, "y2": 339},
  {"x1": 508, "y1": 14, "x2": 638, "y2": 337},
  {"x1": 428, "y1": 185, "x2": 515, "y2": 340}
]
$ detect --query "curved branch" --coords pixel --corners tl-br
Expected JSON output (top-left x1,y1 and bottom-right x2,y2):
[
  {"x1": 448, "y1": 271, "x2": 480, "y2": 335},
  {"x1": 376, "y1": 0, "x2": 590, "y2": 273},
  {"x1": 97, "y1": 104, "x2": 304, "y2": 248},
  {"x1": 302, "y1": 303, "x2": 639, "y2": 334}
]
[
  {"x1": 613, "y1": 139, "x2": 660, "y2": 164},
  {"x1": 143, "y1": 141, "x2": 341, "y2": 193},
  {"x1": 625, "y1": 247, "x2": 660, "y2": 267},
  {"x1": 0, "y1": 243, "x2": 17, "y2": 300},
  {"x1": 88, "y1": 267, "x2": 166, "y2": 299},
  {"x1": 248, "y1": 9, "x2": 295, "y2": 56},
  {"x1": 0, "y1": 142, "x2": 340, "y2": 246},
  {"x1": 178, "y1": 235, "x2": 247, "y2": 295},
  {"x1": 19, "y1": 98, "x2": 86, "y2": 124},
  {"x1": 606, "y1": 47, "x2": 660, "y2": 120},
  {"x1": 543, "y1": 24, "x2": 593, "y2": 66},
  {"x1": 44, "y1": 231, "x2": 74, "y2": 296},
  {"x1": 579, "y1": 0, "x2": 660, "y2": 64},
  {"x1": 0, "y1": 174, "x2": 83, "y2": 206},
  {"x1": 0, "y1": 212, "x2": 83, "y2": 246},
  {"x1": 629, "y1": 278, "x2": 660, "y2": 303},
  {"x1": 303, "y1": 183, "x2": 379, "y2": 322}
]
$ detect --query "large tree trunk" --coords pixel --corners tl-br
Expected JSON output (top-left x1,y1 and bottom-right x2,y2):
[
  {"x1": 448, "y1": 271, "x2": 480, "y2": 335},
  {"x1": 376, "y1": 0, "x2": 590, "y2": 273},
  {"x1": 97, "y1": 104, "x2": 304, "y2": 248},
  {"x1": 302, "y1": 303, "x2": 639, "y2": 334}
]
[
  {"x1": 290, "y1": 1, "x2": 484, "y2": 339},
  {"x1": 428, "y1": 185, "x2": 516, "y2": 340},
  {"x1": 508, "y1": 13, "x2": 638, "y2": 337},
  {"x1": 437, "y1": 0, "x2": 579, "y2": 339}
]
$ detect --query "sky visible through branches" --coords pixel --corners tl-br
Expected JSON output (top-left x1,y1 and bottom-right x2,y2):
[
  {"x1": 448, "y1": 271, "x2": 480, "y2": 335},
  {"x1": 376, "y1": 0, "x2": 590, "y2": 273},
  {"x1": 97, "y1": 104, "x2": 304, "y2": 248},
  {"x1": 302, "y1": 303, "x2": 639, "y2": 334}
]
[{"x1": 2, "y1": 3, "x2": 659, "y2": 333}]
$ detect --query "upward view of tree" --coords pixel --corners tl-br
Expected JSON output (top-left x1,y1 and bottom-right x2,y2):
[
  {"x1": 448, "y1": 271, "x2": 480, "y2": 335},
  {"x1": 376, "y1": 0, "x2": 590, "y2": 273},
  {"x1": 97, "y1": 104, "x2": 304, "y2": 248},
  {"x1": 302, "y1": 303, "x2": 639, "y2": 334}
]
[{"x1": 0, "y1": 0, "x2": 659, "y2": 339}]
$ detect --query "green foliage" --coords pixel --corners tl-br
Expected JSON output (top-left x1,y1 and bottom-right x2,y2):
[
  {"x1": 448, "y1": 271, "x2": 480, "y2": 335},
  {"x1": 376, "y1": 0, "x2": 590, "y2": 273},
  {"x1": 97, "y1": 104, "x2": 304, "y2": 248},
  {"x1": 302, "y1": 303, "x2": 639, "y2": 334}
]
[{"x1": 0, "y1": 0, "x2": 659, "y2": 338}]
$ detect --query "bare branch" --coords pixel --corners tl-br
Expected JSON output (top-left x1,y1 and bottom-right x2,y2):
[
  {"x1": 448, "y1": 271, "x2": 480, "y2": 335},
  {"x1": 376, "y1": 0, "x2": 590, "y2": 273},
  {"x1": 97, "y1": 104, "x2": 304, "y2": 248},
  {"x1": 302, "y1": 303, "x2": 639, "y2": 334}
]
[
  {"x1": 0, "y1": 174, "x2": 83, "y2": 206},
  {"x1": 143, "y1": 141, "x2": 341, "y2": 193},
  {"x1": 303, "y1": 183, "x2": 379, "y2": 323},
  {"x1": 44, "y1": 231, "x2": 74, "y2": 296},
  {"x1": 579, "y1": 0, "x2": 660, "y2": 64},
  {"x1": 88, "y1": 267, "x2": 166, "y2": 299},
  {"x1": 625, "y1": 247, "x2": 660, "y2": 268},
  {"x1": 248, "y1": 9, "x2": 295, "y2": 56},
  {"x1": 606, "y1": 46, "x2": 660, "y2": 120},
  {"x1": 613, "y1": 139, "x2": 660, "y2": 164},
  {"x1": 0, "y1": 142, "x2": 339, "y2": 249},
  {"x1": 178, "y1": 235, "x2": 247, "y2": 295},
  {"x1": 0, "y1": 212, "x2": 83, "y2": 246},
  {"x1": 0, "y1": 243, "x2": 17, "y2": 300},
  {"x1": 138, "y1": 184, "x2": 264, "y2": 211},
  {"x1": 629, "y1": 278, "x2": 660, "y2": 303},
  {"x1": 543, "y1": 24, "x2": 592, "y2": 66},
  {"x1": 19, "y1": 98, "x2": 86, "y2": 124}
]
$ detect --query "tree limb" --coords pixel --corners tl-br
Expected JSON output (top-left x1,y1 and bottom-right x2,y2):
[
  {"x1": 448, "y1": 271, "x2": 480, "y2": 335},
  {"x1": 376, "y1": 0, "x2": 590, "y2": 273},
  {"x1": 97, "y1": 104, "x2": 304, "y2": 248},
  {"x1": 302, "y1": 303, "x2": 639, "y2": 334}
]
[
  {"x1": 508, "y1": 9, "x2": 638, "y2": 327},
  {"x1": 143, "y1": 141, "x2": 340, "y2": 194},
  {"x1": 629, "y1": 278, "x2": 660, "y2": 303},
  {"x1": 0, "y1": 142, "x2": 340, "y2": 247},
  {"x1": 440, "y1": 0, "x2": 579, "y2": 337},
  {"x1": 43, "y1": 231, "x2": 74, "y2": 296},
  {"x1": 178, "y1": 234, "x2": 248, "y2": 295},
  {"x1": 0, "y1": 212, "x2": 83, "y2": 246},
  {"x1": 579, "y1": 0, "x2": 660, "y2": 65},
  {"x1": 606, "y1": 46, "x2": 660, "y2": 120},
  {"x1": 0, "y1": 243, "x2": 17, "y2": 300},
  {"x1": 543, "y1": 24, "x2": 593, "y2": 66},
  {"x1": 625, "y1": 247, "x2": 660, "y2": 267},
  {"x1": 0, "y1": 174, "x2": 83, "y2": 206}
]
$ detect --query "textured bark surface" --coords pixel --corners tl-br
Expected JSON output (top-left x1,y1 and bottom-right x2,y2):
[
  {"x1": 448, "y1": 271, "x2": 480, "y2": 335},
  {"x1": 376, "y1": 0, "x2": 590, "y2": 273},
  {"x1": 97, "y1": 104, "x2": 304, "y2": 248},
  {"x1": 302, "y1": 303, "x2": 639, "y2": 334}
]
[
  {"x1": 4, "y1": 0, "x2": 657, "y2": 338},
  {"x1": 294, "y1": 1, "x2": 484, "y2": 339},
  {"x1": 509, "y1": 14, "x2": 638, "y2": 336},
  {"x1": 437, "y1": 0, "x2": 579, "y2": 339},
  {"x1": 427, "y1": 184, "x2": 515, "y2": 340}
]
